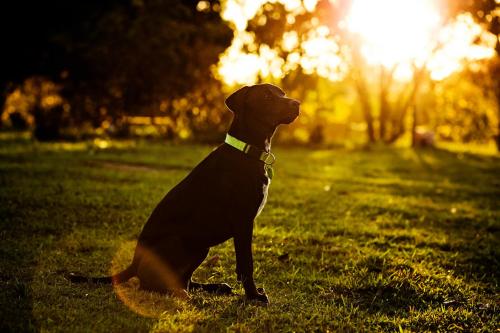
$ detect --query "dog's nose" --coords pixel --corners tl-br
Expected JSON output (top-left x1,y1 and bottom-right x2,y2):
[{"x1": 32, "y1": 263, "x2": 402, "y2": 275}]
[{"x1": 289, "y1": 99, "x2": 300, "y2": 108}]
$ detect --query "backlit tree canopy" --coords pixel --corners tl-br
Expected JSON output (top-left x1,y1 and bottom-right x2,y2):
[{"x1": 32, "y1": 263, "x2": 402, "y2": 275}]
[
  {"x1": 1, "y1": 0, "x2": 232, "y2": 139},
  {"x1": 216, "y1": 0, "x2": 498, "y2": 146},
  {"x1": 0, "y1": 0, "x2": 498, "y2": 148}
]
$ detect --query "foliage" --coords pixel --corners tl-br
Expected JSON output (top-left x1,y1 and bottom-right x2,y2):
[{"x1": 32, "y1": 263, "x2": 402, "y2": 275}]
[
  {"x1": 0, "y1": 0, "x2": 498, "y2": 147},
  {"x1": 229, "y1": 0, "x2": 499, "y2": 146},
  {"x1": 431, "y1": 68, "x2": 498, "y2": 143},
  {"x1": 459, "y1": 0, "x2": 500, "y2": 149},
  {"x1": 68, "y1": 0, "x2": 232, "y2": 114},
  {"x1": 1, "y1": 136, "x2": 498, "y2": 331},
  {"x1": 0, "y1": 0, "x2": 232, "y2": 140}
]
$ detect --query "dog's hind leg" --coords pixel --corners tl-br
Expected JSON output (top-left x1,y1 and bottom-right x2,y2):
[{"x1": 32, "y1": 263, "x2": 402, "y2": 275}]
[
  {"x1": 136, "y1": 240, "x2": 204, "y2": 296},
  {"x1": 183, "y1": 248, "x2": 233, "y2": 295}
]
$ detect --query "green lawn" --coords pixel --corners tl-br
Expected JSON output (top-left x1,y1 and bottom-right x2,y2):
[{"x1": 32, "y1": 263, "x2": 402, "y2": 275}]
[{"x1": 1, "y1": 135, "x2": 499, "y2": 332}]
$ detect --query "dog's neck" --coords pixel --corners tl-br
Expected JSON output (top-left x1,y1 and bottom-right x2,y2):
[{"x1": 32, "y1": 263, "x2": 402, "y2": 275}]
[{"x1": 228, "y1": 117, "x2": 276, "y2": 152}]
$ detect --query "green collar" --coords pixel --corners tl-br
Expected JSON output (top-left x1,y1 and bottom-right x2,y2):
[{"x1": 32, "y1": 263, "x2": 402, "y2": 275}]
[{"x1": 224, "y1": 133, "x2": 276, "y2": 179}]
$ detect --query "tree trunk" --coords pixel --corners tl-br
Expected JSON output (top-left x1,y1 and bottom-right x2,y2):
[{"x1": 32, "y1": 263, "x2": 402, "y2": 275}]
[
  {"x1": 379, "y1": 65, "x2": 396, "y2": 142},
  {"x1": 411, "y1": 105, "x2": 417, "y2": 148},
  {"x1": 355, "y1": 78, "x2": 376, "y2": 143},
  {"x1": 350, "y1": 46, "x2": 376, "y2": 143},
  {"x1": 387, "y1": 66, "x2": 426, "y2": 143},
  {"x1": 379, "y1": 69, "x2": 388, "y2": 141},
  {"x1": 493, "y1": 60, "x2": 500, "y2": 152},
  {"x1": 364, "y1": 102, "x2": 376, "y2": 143}
]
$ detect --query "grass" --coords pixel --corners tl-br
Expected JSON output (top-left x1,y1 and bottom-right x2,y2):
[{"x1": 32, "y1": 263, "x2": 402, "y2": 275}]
[{"x1": 1, "y1": 134, "x2": 499, "y2": 332}]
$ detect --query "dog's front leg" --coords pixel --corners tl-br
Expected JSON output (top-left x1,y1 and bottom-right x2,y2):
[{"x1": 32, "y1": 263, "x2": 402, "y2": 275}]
[{"x1": 234, "y1": 222, "x2": 269, "y2": 304}]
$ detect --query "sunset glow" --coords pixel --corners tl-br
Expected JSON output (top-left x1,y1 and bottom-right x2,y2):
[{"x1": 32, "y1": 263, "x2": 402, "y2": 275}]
[
  {"x1": 427, "y1": 13, "x2": 497, "y2": 80},
  {"x1": 346, "y1": 0, "x2": 442, "y2": 68},
  {"x1": 346, "y1": 0, "x2": 496, "y2": 80},
  {"x1": 217, "y1": 0, "x2": 496, "y2": 84}
]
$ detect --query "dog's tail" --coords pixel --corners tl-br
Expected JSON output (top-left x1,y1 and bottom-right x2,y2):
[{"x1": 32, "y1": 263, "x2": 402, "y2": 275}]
[{"x1": 67, "y1": 263, "x2": 136, "y2": 285}]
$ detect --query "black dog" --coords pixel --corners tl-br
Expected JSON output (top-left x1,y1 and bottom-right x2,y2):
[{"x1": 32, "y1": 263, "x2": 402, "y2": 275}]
[{"x1": 69, "y1": 84, "x2": 300, "y2": 304}]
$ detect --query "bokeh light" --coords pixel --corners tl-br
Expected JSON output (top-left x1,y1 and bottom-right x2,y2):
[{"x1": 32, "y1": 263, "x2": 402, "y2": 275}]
[{"x1": 218, "y1": 0, "x2": 497, "y2": 84}]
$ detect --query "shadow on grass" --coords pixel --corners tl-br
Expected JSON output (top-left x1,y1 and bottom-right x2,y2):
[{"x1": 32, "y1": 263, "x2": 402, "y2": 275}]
[
  {"x1": 189, "y1": 297, "x2": 269, "y2": 331},
  {"x1": 330, "y1": 282, "x2": 437, "y2": 315},
  {"x1": 1, "y1": 216, "x2": 44, "y2": 331},
  {"x1": 0, "y1": 263, "x2": 37, "y2": 332},
  {"x1": 1, "y1": 137, "x2": 498, "y2": 330},
  {"x1": 324, "y1": 256, "x2": 464, "y2": 316},
  {"x1": 295, "y1": 147, "x2": 499, "y2": 318}
]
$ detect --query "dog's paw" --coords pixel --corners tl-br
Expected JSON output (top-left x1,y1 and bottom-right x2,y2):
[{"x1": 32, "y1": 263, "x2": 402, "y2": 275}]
[
  {"x1": 215, "y1": 283, "x2": 233, "y2": 295},
  {"x1": 246, "y1": 288, "x2": 269, "y2": 305}
]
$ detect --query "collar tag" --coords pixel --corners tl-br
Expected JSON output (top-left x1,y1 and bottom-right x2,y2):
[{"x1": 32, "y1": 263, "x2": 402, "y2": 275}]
[{"x1": 265, "y1": 165, "x2": 274, "y2": 180}]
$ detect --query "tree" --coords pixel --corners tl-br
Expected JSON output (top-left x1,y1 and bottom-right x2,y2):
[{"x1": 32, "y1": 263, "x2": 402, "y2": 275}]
[
  {"x1": 0, "y1": 0, "x2": 232, "y2": 140},
  {"x1": 237, "y1": 0, "x2": 497, "y2": 146},
  {"x1": 243, "y1": 0, "x2": 433, "y2": 144},
  {"x1": 455, "y1": 0, "x2": 500, "y2": 149}
]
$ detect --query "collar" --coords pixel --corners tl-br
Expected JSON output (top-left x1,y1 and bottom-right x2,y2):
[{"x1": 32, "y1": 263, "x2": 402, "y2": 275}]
[{"x1": 224, "y1": 134, "x2": 275, "y2": 165}]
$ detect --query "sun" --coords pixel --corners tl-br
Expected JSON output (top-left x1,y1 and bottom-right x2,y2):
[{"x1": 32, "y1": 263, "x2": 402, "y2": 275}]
[
  {"x1": 217, "y1": 0, "x2": 495, "y2": 84},
  {"x1": 346, "y1": 0, "x2": 442, "y2": 68}
]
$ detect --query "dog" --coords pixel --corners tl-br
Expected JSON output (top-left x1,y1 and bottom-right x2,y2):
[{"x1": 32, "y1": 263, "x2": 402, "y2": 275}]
[{"x1": 69, "y1": 84, "x2": 300, "y2": 304}]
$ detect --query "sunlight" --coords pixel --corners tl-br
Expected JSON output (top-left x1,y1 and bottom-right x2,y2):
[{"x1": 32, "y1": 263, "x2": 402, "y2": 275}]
[
  {"x1": 300, "y1": 26, "x2": 346, "y2": 81},
  {"x1": 218, "y1": 0, "x2": 321, "y2": 85},
  {"x1": 346, "y1": 0, "x2": 442, "y2": 68},
  {"x1": 218, "y1": 0, "x2": 496, "y2": 85},
  {"x1": 346, "y1": 0, "x2": 496, "y2": 80},
  {"x1": 428, "y1": 13, "x2": 497, "y2": 80},
  {"x1": 221, "y1": 0, "x2": 316, "y2": 31},
  {"x1": 217, "y1": 31, "x2": 285, "y2": 85}
]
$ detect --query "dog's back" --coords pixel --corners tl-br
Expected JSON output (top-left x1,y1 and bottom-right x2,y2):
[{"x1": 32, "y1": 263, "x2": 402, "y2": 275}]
[{"x1": 138, "y1": 144, "x2": 268, "y2": 248}]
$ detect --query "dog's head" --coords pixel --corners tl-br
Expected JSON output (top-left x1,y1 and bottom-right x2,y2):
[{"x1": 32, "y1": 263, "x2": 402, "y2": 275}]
[{"x1": 225, "y1": 84, "x2": 300, "y2": 128}]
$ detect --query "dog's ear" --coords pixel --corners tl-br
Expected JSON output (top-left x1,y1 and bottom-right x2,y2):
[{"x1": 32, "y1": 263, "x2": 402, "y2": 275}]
[{"x1": 225, "y1": 86, "x2": 250, "y2": 113}]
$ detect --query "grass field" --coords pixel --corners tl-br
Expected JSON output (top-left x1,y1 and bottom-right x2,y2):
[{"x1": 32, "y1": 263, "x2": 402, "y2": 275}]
[{"x1": 1, "y1": 134, "x2": 499, "y2": 332}]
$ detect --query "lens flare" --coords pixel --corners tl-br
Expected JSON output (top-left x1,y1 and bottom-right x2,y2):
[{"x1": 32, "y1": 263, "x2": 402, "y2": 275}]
[{"x1": 111, "y1": 241, "x2": 185, "y2": 318}]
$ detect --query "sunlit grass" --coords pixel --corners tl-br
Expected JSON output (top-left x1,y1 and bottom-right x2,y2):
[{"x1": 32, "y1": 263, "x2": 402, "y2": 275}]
[
  {"x1": 437, "y1": 141, "x2": 500, "y2": 156},
  {"x1": 1, "y1": 136, "x2": 498, "y2": 331}
]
